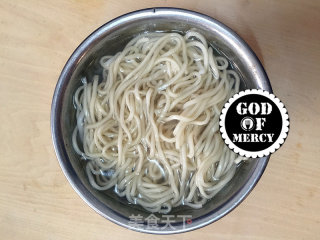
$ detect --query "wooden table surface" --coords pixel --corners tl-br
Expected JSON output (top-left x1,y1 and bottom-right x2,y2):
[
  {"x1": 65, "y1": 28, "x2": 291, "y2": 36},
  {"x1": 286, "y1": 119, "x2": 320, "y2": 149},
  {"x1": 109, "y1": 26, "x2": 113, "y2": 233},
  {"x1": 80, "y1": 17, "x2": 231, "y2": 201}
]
[{"x1": 1, "y1": 0, "x2": 319, "y2": 239}]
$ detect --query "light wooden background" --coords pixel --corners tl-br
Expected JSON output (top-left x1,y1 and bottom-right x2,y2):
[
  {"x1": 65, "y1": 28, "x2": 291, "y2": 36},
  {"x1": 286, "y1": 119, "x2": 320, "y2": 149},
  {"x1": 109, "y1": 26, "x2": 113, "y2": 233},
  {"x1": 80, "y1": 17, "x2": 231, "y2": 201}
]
[{"x1": 0, "y1": 0, "x2": 319, "y2": 239}]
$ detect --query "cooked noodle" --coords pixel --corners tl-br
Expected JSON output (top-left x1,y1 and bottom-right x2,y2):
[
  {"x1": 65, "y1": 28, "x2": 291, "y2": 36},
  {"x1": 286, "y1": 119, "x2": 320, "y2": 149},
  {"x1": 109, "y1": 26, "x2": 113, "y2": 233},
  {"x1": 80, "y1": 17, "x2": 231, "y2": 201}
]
[{"x1": 72, "y1": 30, "x2": 246, "y2": 213}]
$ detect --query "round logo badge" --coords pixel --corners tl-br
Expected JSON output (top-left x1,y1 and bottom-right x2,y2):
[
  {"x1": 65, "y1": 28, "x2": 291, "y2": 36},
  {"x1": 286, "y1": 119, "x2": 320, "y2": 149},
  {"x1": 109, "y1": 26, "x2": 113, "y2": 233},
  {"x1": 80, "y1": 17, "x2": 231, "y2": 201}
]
[{"x1": 219, "y1": 89, "x2": 289, "y2": 158}]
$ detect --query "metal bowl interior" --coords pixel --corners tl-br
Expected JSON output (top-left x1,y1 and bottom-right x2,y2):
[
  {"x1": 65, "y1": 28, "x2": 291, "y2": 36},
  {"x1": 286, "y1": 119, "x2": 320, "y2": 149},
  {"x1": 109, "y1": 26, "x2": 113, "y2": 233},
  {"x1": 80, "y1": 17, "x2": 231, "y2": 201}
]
[{"x1": 51, "y1": 8, "x2": 271, "y2": 234}]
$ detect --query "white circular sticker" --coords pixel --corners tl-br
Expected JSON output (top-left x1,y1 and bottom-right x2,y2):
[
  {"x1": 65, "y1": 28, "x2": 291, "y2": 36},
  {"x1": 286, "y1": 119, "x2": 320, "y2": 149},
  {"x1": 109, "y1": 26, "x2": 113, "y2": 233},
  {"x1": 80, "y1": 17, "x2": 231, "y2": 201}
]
[{"x1": 219, "y1": 89, "x2": 289, "y2": 158}]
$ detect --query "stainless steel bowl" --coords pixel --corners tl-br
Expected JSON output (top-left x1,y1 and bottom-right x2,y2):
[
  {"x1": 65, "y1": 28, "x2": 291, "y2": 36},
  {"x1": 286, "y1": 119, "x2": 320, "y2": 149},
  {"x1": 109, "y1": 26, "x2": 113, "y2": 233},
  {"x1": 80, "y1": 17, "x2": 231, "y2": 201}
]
[{"x1": 51, "y1": 8, "x2": 271, "y2": 234}]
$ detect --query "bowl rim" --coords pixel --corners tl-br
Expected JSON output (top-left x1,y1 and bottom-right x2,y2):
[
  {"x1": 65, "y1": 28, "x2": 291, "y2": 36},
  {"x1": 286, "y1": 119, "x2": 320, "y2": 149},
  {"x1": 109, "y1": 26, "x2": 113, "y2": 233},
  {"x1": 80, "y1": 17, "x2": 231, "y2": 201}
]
[{"x1": 51, "y1": 7, "x2": 272, "y2": 234}]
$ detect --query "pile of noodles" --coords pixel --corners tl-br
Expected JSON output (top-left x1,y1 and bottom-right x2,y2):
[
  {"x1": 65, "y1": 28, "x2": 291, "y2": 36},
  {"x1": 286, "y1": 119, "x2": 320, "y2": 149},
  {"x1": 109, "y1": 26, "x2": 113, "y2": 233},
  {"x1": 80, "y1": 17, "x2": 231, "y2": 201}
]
[{"x1": 72, "y1": 30, "x2": 246, "y2": 213}]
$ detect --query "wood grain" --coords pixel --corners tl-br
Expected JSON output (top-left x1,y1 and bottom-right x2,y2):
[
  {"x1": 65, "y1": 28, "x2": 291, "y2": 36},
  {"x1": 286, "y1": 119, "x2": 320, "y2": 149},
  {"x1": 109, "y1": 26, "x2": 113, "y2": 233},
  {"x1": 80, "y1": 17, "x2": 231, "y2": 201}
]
[{"x1": 0, "y1": 0, "x2": 319, "y2": 239}]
